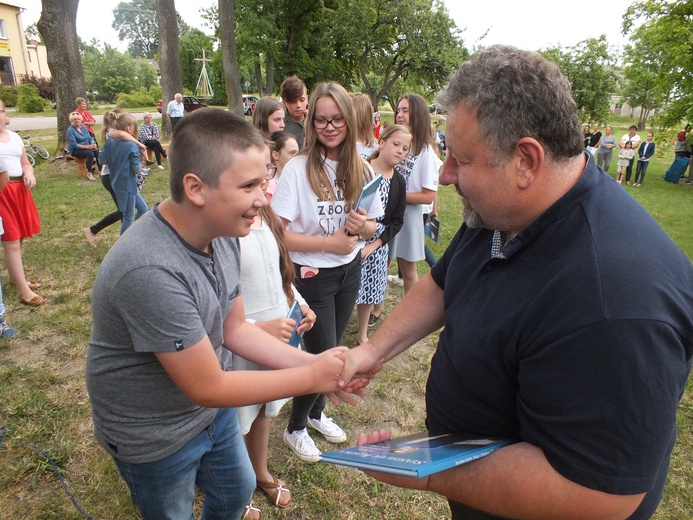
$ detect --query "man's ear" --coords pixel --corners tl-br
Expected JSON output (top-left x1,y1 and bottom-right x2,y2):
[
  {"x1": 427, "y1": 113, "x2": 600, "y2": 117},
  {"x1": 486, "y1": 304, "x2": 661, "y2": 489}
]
[
  {"x1": 182, "y1": 172, "x2": 206, "y2": 207},
  {"x1": 514, "y1": 137, "x2": 544, "y2": 190}
]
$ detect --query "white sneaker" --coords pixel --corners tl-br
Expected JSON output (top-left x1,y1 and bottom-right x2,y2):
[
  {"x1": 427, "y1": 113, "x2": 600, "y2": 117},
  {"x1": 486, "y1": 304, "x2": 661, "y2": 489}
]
[
  {"x1": 307, "y1": 413, "x2": 347, "y2": 443},
  {"x1": 387, "y1": 274, "x2": 404, "y2": 287},
  {"x1": 140, "y1": 168, "x2": 150, "y2": 176},
  {"x1": 158, "y1": 165, "x2": 165, "y2": 170},
  {"x1": 283, "y1": 428, "x2": 321, "y2": 462}
]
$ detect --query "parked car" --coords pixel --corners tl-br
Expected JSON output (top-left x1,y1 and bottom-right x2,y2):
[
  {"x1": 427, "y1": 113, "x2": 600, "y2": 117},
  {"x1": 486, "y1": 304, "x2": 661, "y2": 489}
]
[
  {"x1": 243, "y1": 95, "x2": 258, "y2": 116},
  {"x1": 156, "y1": 95, "x2": 208, "y2": 114},
  {"x1": 429, "y1": 102, "x2": 447, "y2": 115}
]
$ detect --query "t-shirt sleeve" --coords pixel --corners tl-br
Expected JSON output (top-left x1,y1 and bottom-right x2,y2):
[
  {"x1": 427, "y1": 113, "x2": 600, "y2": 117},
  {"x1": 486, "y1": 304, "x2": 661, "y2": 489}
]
[
  {"x1": 517, "y1": 319, "x2": 689, "y2": 496},
  {"x1": 110, "y1": 265, "x2": 208, "y2": 353},
  {"x1": 417, "y1": 146, "x2": 441, "y2": 192},
  {"x1": 270, "y1": 159, "x2": 301, "y2": 222}
]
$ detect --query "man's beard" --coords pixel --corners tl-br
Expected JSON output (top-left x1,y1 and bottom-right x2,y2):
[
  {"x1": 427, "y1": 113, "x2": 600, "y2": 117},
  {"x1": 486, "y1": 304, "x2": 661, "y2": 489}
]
[
  {"x1": 456, "y1": 185, "x2": 484, "y2": 229},
  {"x1": 463, "y1": 204, "x2": 484, "y2": 229}
]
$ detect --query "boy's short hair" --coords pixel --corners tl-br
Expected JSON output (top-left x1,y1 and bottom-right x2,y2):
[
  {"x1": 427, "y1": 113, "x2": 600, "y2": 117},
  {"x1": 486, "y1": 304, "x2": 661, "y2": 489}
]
[
  {"x1": 280, "y1": 75, "x2": 307, "y2": 103},
  {"x1": 168, "y1": 109, "x2": 265, "y2": 203}
]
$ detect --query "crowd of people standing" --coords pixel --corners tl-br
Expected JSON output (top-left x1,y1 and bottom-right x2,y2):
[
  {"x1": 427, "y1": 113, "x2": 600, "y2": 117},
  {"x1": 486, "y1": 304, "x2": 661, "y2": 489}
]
[{"x1": 3, "y1": 52, "x2": 692, "y2": 520}]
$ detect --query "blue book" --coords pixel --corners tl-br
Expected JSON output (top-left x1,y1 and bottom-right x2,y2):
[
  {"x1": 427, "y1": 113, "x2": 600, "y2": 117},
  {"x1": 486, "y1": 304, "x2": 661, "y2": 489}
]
[
  {"x1": 354, "y1": 174, "x2": 383, "y2": 213},
  {"x1": 424, "y1": 216, "x2": 440, "y2": 243},
  {"x1": 321, "y1": 431, "x2": 514, "y2": 478},
  {"x1": 286, "y1": 300, "x2": 305, "y2": 348}
]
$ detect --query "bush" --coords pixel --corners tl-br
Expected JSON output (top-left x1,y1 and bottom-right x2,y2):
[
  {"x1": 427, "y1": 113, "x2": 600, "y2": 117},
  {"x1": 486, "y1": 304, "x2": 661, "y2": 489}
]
[
  {"x1": 115, "y1": 85, "x2": 163, "y2": 108},
  {"x1": 0, "y1": 85, "x2": 18, "y2": 107},
  {"x1": 20, "y1": 74, "x2": 54, "y2": 102},
  {"x1": 16, "y1": 83, "x2": 46, "y2": 113}
]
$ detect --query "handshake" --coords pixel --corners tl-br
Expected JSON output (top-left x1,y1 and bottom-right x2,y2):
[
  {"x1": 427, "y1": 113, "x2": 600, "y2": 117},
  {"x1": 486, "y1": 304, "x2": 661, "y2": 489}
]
[{"x1": 308, "y1": 343, "x2": 383, "y2": 406}]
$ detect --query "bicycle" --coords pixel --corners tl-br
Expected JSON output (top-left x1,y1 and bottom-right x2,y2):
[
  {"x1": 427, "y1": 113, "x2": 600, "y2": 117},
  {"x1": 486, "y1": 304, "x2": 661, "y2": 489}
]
[{"x1": 20, "y1": 134, "x2": 50, "y2": 166}]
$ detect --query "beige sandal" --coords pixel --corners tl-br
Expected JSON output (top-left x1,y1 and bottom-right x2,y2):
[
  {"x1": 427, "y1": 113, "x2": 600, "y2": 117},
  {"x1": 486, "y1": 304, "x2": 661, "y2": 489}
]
[
  {"x1": 257, "y1": 475, "x2": 291, "y2": 508},
  {"x1": 241, "y1": 501, "x2": 262, "y2": 520}
]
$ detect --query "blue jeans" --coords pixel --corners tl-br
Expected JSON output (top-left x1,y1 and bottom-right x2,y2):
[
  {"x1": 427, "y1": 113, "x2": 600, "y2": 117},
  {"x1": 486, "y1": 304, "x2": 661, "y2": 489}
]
[
  {"x1": 120, "y1": 191, "x2": 148, "y2": 235},
  {"x1": 635, "y1": 160, "x2": 649, "y2": 184},
  {"x1": 114, "y1": 408, "x2": 255, "y2": 520}
]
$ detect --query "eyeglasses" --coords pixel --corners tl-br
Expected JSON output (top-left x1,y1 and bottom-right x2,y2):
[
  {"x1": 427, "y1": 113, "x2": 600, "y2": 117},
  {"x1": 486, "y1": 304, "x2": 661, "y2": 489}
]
[
  {"x1": 313, "y1": 116, "x2": 346, "y2": 129},
  {"x1": 265, "y1": 165, "x2": 277, "y2": 180}
]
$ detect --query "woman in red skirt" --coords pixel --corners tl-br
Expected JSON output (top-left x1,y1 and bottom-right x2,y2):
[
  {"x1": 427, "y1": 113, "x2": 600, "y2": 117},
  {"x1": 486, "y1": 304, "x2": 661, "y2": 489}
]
[{"x1": 0, "y1": 100, "x2": 43, "y2": 306}]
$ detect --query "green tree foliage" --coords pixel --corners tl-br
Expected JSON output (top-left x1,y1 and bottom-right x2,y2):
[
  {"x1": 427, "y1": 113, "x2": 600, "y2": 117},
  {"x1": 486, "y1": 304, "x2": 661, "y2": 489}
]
[
  {"x1": 541, "y1": 36, "x2": 618, "y2": 123},
  {"x1": 204, "y1": 0, "x2": 466, "y2": 103},
  {"x1": 340, "y1": 0, "x2": 467, "y2": 108},
  {"x1": 112, "y1": 0, "x2": 191, "y2": 59},
  {"x1": 82, "y1": 44, "x2": 137, "y2": 102},
  {"x1": 25, "y1": 23, "x2": 41, "y2": 44},
  {"x1": 621, "y1": 24, "x2": 673, "y2": 129},
  {"x1": 16, "y1": 84, "x2": 46, "y2": 113},
  {"x1": 136, "y1": 62, "x2": 158, "y2": 90},
  {"x1": 112, "y1": 0, "x2": 158, "y2": 58},
  {"x1": 623, "y1": 0, "x2": 693, "y2": 126}
]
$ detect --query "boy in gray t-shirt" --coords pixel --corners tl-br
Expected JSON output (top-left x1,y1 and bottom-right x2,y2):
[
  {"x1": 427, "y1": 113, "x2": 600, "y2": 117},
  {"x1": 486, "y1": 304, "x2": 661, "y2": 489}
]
[{"x1": 86, "y1": 109, "x2": 359, "y2": 520}]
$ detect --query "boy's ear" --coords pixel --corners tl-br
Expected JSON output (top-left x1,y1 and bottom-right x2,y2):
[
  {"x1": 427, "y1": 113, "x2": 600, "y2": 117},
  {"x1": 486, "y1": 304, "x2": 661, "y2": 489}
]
[{"x1": 182, "y1": 172, "x2": 206, "y2": 207}]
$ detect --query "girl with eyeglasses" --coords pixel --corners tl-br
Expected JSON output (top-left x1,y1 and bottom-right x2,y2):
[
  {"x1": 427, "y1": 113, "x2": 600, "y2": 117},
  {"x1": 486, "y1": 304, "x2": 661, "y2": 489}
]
[
  {"x1": 271, "y1": 82, "x2": 384, "y2": 463},
  {"x1": 232, "y1": 140, "x2": 317, "y2": 519}
]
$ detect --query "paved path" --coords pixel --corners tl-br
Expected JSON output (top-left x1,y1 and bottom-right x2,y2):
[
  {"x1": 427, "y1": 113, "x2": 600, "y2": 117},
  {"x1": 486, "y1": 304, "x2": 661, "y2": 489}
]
[{"x1": 7, "y1": 111, "x2": 162, "y2": 132}]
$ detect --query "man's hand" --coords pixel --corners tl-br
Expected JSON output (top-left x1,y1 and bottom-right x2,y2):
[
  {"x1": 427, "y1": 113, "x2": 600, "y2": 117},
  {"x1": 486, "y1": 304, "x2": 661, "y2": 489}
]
[
  {"x1": 338, "y1": 342, "x2": 383, "y2": 389},
  {"x1": 356, "y1": 430, "x2": 430, "y2": 490}
]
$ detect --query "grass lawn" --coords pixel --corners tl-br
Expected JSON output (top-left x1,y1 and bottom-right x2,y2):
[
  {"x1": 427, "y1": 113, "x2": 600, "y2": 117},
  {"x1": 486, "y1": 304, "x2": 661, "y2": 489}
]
[{"x1": 0, "y1": 125, "x2": 691, "y2": 519}]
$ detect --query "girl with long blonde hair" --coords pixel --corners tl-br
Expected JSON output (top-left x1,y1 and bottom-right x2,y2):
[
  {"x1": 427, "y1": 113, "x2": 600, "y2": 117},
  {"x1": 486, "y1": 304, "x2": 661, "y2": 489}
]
[{"x1": 271, "y1": 82, "x2": 383, "y2": 463}]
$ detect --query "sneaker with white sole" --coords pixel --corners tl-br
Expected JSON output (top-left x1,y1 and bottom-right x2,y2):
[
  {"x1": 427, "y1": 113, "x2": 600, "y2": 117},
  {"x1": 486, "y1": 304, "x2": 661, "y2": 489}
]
[
  {"x1": 0, "y1": 315, "x2": 17, "y2": 339},
  {"x1": 307, "y1": 413, "x2": 347, "y2": 443},
  {"x1": 283, "y1": 428, "x2": 321, "y2": 462},
  {"x1": 387, "y1": 274, "x2": 404, "y2": 286},
  {"x1": 157, "y1": 165, "x2": 165, "y2": 170}
]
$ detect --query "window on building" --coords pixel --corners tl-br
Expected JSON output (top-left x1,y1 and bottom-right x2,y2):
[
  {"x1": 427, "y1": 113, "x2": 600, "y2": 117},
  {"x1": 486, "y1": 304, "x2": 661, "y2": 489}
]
[{"x1": 0, "y1": 20, "x2": 7, "y2": 40}]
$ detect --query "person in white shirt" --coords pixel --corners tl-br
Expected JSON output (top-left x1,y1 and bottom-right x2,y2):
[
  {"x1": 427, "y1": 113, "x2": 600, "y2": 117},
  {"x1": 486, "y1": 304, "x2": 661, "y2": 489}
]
[
  {"x1": 619, "y1": 124, "x2": 641, "y2": 185},
  {"x1": 272, "y1": 82, "x2": 384, "y2": 463},
  {"x1": 166, "y1": 93, "x2": 185, "y2": 134}
]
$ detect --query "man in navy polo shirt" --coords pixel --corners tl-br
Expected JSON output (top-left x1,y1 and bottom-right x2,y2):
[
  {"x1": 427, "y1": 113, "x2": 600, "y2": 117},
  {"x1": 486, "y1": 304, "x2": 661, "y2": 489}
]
[{"x1": 342, "y1": 45, "x2": 693, "y2": 519}]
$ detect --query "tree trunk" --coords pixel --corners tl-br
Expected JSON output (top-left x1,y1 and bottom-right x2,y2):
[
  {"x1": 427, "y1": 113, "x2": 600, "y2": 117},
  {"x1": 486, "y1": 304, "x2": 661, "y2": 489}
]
[
  {"x1": 254, "y1": 62, "x2": 264, "y2": 96},
  {"x1": 265, "y1": 56, "x2": 275, "y2": 96},
  {"x1": 156, "y1": 0, "x2": 183, "y2": 140},
  {"x1": 219, "y1": 0, "x2": 243, "y2": 116},
  {"x1": 37, "y1": 0, "x2": 85, "y2": 155}
]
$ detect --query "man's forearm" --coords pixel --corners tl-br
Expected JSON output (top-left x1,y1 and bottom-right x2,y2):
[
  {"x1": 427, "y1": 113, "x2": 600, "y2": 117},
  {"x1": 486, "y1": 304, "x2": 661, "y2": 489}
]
[
  {"x1": 427, "y1": 442, "x2": 643, "y2": 520},
  {"x1": 368, "y1": 272, "x2": 444, "y2": 364}
]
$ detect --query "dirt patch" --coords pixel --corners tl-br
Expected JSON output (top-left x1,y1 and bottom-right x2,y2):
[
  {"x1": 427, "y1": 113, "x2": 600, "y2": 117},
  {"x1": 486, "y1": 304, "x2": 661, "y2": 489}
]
[{"x1": 4, "y1": 332, "x2": 83, "y2": 377}]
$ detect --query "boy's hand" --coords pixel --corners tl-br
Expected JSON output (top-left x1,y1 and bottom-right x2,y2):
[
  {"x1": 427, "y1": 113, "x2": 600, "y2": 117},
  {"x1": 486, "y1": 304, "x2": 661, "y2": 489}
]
[{"x1": 310, "y1": 348, "x2": 347, "y2": 395}]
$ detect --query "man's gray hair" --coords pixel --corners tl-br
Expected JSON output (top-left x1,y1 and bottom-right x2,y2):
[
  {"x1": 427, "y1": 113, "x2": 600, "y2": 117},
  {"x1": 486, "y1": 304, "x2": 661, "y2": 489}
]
[{"x1": 439, "y1": 45, "x2": 583, "y2": 163}]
